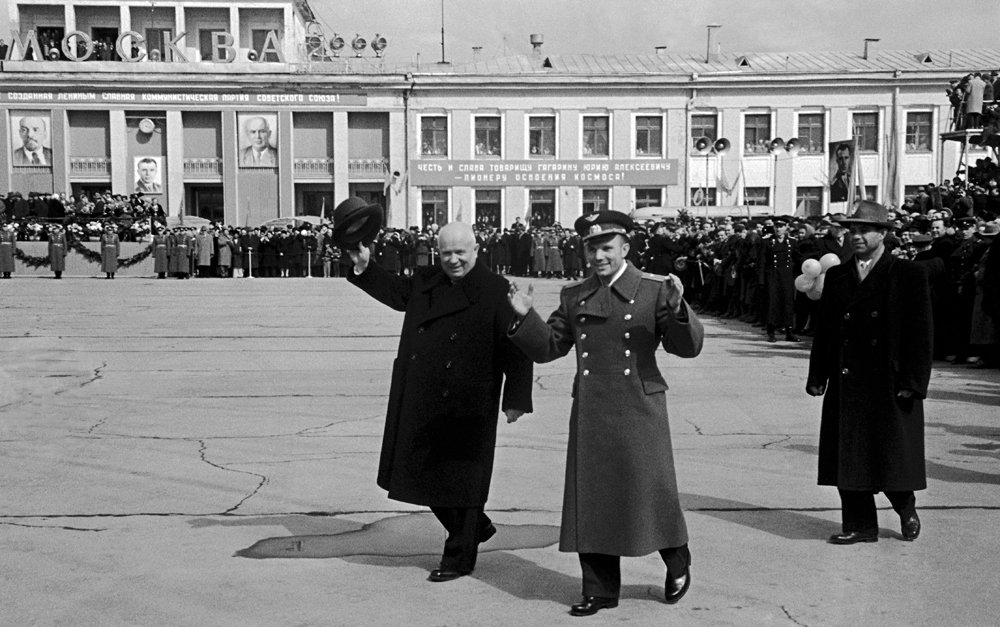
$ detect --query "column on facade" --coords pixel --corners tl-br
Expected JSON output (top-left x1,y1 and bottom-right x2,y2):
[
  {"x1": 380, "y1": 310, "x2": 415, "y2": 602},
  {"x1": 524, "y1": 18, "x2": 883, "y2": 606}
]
[
  {"x1": 278, "y1": 111, "x2": 294, "y2": 216},
  {"x1": 610, "y1": 109, "x2": 631, "y2": 215},
  {"x1": 64, "y1": 5, "x2": 76, "y2": 36},
  {"x1": 451, "y1": 109, "x2": 472, "y2": 223},
  {"x1": 504, "y1": 110, "x2": 526, "y2": 227},
  {"x1": 557, "y1": 110, "x2": 579, "y2": 225},
  {"x1": 165, "y1": 111, "x2": 184, "y2": 217},
  {"x1": 228, "y1": 7, "x2": 240, "y2": 52},
  {"x1": 774, "y1": 108, "x2": 796, "y2": 214},
  {"x1": 388, "y1": 110, "x2": 407, "y2": 229},
  {"x1": 110, "y1": 110, "x2": 128, "y2": 194},
  {"x1": 666, "y1": 109, "x2": 687, "y2": 209},
  {"x1": 51, "y1": 110, "x2": 68, "y2": 194},
  {"x1": 332, "y1": 111, "x2": 349, "y2": 208},
  {"x1": 222, "y1": 111, "x2": 239, "y2": 222}
]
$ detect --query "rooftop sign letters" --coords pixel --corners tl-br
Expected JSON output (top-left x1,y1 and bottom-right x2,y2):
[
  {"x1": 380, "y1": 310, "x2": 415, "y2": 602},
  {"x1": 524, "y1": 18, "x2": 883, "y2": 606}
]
[
  {"x1": 6, "y1": 29, "x2": 283, "y2": 63},
  {"x1": 410, "y1": 159, "x2": 679, "y2": 187}
]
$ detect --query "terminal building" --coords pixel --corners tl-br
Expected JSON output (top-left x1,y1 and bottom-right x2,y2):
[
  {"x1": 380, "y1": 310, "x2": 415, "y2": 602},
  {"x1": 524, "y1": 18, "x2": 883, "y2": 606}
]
[{"x1": 3, "y1": 0, "x2": 998, "y2": 228}]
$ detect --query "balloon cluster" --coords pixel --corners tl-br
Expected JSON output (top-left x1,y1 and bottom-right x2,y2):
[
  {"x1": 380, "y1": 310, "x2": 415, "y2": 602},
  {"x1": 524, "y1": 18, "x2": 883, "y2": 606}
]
[{"x1": 795, "y1": 253, "x2": 841, "y2": 301}]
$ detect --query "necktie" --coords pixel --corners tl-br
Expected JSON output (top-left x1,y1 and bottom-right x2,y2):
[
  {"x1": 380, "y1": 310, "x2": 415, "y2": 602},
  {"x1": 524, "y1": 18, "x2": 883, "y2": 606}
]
[{"x1": 31, "y1": 152, "x2": 40, "y2": 165}]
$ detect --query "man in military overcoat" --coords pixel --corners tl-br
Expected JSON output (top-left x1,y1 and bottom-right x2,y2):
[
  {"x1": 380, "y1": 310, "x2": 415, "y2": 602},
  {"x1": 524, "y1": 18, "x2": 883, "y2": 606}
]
[
  {"x1": 508, "y1": 210, "x2": 704, "y2": 616},
  {"x1": 0, "y1": 223, "x2": 17, "y2": 278},
  {"x1": 100, "y1": 224, "x2": 120, "y2": 279},
  {"x1": 807, "y1": 200, "x2": 933, "y2": 545},
  {"x1": 47, "y1": 224, "x2": 68, "y2": 279},
  {"x1": 346, "y1": 221, "x2": 533, "y2": 583}
]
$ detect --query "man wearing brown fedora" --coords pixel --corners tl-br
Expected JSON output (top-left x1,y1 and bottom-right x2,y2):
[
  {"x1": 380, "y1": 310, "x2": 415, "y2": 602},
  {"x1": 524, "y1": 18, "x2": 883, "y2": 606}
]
[{"x1": 806, "y1": 200, "x2": 933, "y2": 544}]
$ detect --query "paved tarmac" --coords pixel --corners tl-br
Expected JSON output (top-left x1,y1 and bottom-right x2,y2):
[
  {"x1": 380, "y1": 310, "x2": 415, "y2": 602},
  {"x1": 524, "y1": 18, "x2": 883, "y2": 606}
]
[{"x1": 1, "y1": 275, "x2": 998, "y2": 627}]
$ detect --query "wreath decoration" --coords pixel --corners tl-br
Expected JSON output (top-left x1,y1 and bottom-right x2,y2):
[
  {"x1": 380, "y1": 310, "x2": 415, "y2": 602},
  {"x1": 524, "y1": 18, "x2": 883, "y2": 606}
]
[{"x1": 10, "y1": 237, "x2": 155, "y2": 269}]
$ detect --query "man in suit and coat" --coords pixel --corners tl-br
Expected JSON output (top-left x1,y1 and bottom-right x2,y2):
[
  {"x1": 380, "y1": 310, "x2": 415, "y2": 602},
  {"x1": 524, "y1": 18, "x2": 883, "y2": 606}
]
[
  {"x1": 507, "y1": 210, "x2": 704, "y2": 616},
  {"x1": 346, "y1": 220, "x2": 534, "y2": 583},
  {"x1": 807, "y1": 200, "x2": 933, "y2": 545},
  {"x1": 100, "y1": 224, "x2": 120, "y2": 279}
]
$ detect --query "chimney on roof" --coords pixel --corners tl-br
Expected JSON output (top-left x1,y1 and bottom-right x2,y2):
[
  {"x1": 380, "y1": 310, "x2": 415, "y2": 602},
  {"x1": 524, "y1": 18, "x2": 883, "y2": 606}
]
[
  {"x1": 655, "y1": 46, "x2": 668, "y2": 56},
  {"x1": 472, "y1": 46, "x2": 482, "y2": 63},
  {"x1": 706, "y1": 24, "x2": 722, "y2": 63},
  {"x1": 863, "y1": 38, "x2": 880, "y2": 61},
  {"x1": 530, "y1": 34, "x2": 544, "y2": 56}
]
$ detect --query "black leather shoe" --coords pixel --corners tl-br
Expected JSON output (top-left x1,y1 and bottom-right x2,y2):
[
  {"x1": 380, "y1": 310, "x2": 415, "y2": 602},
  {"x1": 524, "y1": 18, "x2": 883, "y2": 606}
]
[
  {"x1": 664, "y1": 571, "x2": 690, "y2": 605},
  {"x1": 828, "y1": 531, "x2": 878, "y2": 544},
  {"x1": 427, "y1": 569, "x2": 470, "y2": 582},
  {"x1": 767, "y1": 333, "x2": 777, "y2": 343},
  {"x1": 784, "y1": 331, "x2": 800, "y2": 342},
  {"x1": 479, "y1": 523, "x2": 497, "y2": 544},
  {"x1": 569, "y1": 596, "x2": 618, "y2": 616},
  {"x1": 901, "y1": 513, "x2": 920, "y2": 541}
]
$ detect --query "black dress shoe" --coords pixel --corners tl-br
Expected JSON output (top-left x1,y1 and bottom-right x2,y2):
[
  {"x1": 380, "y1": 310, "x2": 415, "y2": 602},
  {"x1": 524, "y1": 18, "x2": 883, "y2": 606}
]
[
  {"x1": 828, "y1": 531, "x2": 878, "y2": 544},
  {"x1": 901, "y1": 513, "x2": 920, "y2": 541},
  {"x1": 479, "y1": 523, "x2": 497, "y2": 544},
  {"x1": 427, "y1": 569, "x2": 470, "y2": 582},
  {"x1": 664, "y1": 571, "x2": 690, "y2": 605},
  {"x1": 569, "y1": 596, "x2": 618, "y2": 616},
  {"x1": 784, "y1": 331, "x2": 800, "y2": 342},
  {"x1": 767, "y1": 333, "x2": 777, "y2": 343}
]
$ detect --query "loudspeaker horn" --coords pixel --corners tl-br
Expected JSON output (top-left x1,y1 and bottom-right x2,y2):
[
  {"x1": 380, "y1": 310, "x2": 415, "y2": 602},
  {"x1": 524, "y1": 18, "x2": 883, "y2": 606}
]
[
  {"x1": 713, "y1": 138, "x2": 731, "y2": 155},
  {"x1": 694, "y1": 136, "x2": 712, "y2": 155}
]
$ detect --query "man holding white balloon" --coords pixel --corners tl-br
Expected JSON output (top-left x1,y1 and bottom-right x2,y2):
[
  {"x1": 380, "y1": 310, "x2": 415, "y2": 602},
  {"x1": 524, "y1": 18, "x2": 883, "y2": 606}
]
[{"x1": 805, "y1": 200, "x2": 933, "y2": 545}]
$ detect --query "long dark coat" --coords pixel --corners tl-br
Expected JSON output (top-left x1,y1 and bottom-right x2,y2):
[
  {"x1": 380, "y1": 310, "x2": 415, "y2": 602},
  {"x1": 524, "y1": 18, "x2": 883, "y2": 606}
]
[
  {"x1": 807, "y1": 253, "x2": 932, "y2": 491},
  {"x1": 168, "y1": 233, "x2": 190, "y2": 274},
  {"x1": 48, "y1": 231, "x2": 68, "y2": 272},
  {"x1": 347, "y1": 260, "x2": 534, "y2": 508},
  {"x1": 762, "y1": 235, "x2": 798, "y2": 326},
  {"x1": 511, "y1": 263, "x2": 704, "y2": 556},
  {"x1": 100, "y1": 232, "x2": 120, "y2": 273},
  {"x1": 152, "y1": 234, "x2": 170, "y2": 273}
]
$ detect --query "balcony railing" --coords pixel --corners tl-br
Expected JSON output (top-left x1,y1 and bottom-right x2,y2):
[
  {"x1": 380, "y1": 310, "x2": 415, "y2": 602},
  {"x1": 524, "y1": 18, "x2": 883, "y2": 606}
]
[
  {"x1": 293, "y1": 158, "x2": 334, "y2": 178},
  {"x1": 349, "y1": 158, "x2": 388, "y2": 179},
  {"x1": 69, "y1": 157, "x2": 111, "y2": 177},
  {"x1": 183, "y1": 158, "x2": 223, "y2": 178}
]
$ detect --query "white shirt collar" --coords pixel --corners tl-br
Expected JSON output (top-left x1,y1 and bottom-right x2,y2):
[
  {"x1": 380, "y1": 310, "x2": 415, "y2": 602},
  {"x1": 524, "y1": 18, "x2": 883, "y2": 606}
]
[{"x1": 602, "y1": 261, "x2": 629, "y2": 288}]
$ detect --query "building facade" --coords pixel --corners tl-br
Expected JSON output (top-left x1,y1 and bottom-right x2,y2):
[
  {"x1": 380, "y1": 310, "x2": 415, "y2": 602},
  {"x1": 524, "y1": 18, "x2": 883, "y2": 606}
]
[{"x1": 3, "y1": 0, "x2": 998, "y2": 228}]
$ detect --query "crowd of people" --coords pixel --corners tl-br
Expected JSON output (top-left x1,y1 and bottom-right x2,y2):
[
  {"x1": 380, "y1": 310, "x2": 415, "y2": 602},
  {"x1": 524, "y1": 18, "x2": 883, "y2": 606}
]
[
  {"x1": 0, "y1": 190, "x2": 165, "y2": 243},
  {"x1": 947, "y1": 71, "x2": 1000, "y2": 131}
]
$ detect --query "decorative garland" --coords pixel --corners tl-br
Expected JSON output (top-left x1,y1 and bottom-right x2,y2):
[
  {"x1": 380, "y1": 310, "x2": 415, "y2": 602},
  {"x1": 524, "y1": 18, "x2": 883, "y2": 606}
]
[{"x1": 10, "y1": 238, "x2": 155, "y2": 269}]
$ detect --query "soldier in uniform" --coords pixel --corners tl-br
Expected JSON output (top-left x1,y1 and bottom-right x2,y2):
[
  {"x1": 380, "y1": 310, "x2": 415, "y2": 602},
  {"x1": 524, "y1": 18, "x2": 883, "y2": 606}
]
[
  {"x1": 761, "y1": 217, "x2": 800, "y2": 342},
  {"x1": 100, "y1": 224, "x2": 120, "y2": 279},
  {"x1": 48, "y1": 224, "x2": 68, "y2": 279},
  {"x1": 152, "y1": 227, "x2": 170, "y2": 279},
  {"x1": 508, "y1": 210, "x2": 704, "y2": 616},
  {"x1": 169, "y1": 228, "x2": 191, "y2": 279},
  {"x1": 0, "y1": 222, "x2": 17, "y2": 278},
  {"x1": 947, "y1": 217, "x2": 989, "y2": 363}
]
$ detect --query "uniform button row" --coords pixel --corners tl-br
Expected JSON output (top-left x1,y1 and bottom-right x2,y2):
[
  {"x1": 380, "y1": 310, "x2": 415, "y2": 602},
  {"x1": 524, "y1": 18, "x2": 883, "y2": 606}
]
[
  {"x1": 581, "y1": 333, "x2": 587, "y2": 340},
  {"x1": 624, "y1": 350, "x2": 631, "y2": 357},
  {"x1": 624, "y1": 314, "x2": 632, "y2": 321},
  {"x1": 842, "y1": 368, "x2": 849, "y2": 375},
  {"x1": 583, "y1": 369, "x2": 590, "y2": 376},
  {"x1": 624, "y1": 332, "x2": 630, "y2": 339}
]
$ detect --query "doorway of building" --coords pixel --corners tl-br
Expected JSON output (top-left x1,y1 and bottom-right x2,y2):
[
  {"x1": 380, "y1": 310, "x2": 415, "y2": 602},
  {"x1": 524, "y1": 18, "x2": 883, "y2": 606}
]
[
  {"x1": 295, "y1": 184, "x2": 334, "y2": 218},
  {"x1": 349, "y1": 183, "x2": 387, "y2": 223},
  {"x1": 187, "y1": 185, "x2": 224, "y2": 223}
]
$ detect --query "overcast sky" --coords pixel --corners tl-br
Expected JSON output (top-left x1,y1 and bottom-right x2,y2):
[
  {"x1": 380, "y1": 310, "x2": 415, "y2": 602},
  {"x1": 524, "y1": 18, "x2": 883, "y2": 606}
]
[{"x1": 2, "y1": 0, "x2": 996, "y2": 64}]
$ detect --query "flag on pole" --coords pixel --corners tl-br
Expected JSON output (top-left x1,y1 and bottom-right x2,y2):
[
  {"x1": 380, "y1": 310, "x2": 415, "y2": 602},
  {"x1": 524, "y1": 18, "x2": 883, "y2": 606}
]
[
  {"x1": 794, "y1": 199, "x2": 807, "y2": 217},
  {"x1": 319, "y1": 196, "x2": 326, "y2": 223}
]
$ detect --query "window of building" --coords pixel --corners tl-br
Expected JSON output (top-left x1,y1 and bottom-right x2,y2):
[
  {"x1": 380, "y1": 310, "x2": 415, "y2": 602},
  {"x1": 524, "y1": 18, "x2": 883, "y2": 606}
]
[
  {"x1": 635, "y1": 116, "x2": 663, "y2": 156},
  {"x1": 745, "y1": 187, "x2": 770, "y2": 206},
  {"x1": 145, "y1": 28, "x2": 172, "y2": 60},
  {"x1": 583, "y1": 116, "x2": 610, "y2": 157},
  {"x1": 529, "y1": 189, "x2": 556, "y2": 227},
  {"x1": 798, "y1": 113, "x2": 825, "y2": 154},
  {"x1": 582, "y1": 189, "x2": 609, "y2": 214},
  {"x1": 421, "y1": 189, "x2": 448, "y2": 228},
  {"x1": 421, "y1": 116, "x2": 448, "y2": 157},
  {"x1": 474, "y1": 116, "x2": 502, "y2": 157},
  {"x1": 796, "y1": 187, "x2": 823, "y2": 216},
  {"x1": 864, "y1": 186, "x2": 878, "y2": 201},
  {"x1": 252, "y1": 29, "x2": 280, "y2": 62},
  {"x1": 691, "y1": 188, "x2": 717, "y2": 206},
  {"x1": 529, "y1": 116, "x2": 556, "y2": 158},
  {"x1": 853, "y1": 112, "x2": 879, "y2": 152},
  {"x1": 691, "y1": 114, "x2": 717, "y2": 150},
  {"x1": 906, "y1": 112, "x2": 933, "y2": 152},
  {"x1": 635, "y1": 188, "x2": 662, "y2": 208},
  {"x1": 744, "y1": 114, "x2": 772, "y2": 154},
  {"x1": 475, "y1": 189, "x2": 501, "y2": 228}
]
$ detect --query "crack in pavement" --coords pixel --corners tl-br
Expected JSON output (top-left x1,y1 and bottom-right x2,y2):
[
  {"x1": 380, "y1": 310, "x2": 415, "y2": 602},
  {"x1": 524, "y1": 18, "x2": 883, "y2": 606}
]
[
  {"x1": 762, "y1": 435, "x2": 793, "y2": 449},
  {"x1": 781, "y1": 605, "x2": 808, "y2": 626},
  {"x1": 0, "y1": 521, "x2": 106, "y2": 532},
  {"x1": 196, "y1": 440, "x2": 268, "y2": 515},
  {"x1": 685, "y1": 419, "x2": 704, "y2": 435},
  {"x1": 55, "y1": 362, "x2": 107, "y2": 396},
  {"x1": 86, "y1": 416, "x2": 111, "y2": 434}
]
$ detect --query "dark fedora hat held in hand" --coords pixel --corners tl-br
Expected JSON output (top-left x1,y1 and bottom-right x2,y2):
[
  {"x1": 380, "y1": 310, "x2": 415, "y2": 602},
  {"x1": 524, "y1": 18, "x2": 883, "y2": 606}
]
[
  {"x1": 331, "y1": 197, "x2": 383, "y2": 248},
  {"x1": 834, "y1": 200, "x2": 893, "y2": 228}
]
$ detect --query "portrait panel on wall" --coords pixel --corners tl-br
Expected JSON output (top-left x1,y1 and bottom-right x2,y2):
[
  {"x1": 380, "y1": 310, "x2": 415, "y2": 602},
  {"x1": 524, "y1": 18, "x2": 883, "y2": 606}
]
[
  {"x1": 134, "y1": 156, "x2": 164, "y2": 194},
  {"x1": 237, "y1": 113, "x2": 279, "y2": 168},
  {"x1": 828, "y1": 140, "x2": 855, "y2": 204},
  {"x1": 10, "y1": 110, "x2": 53, "y2": 167}
]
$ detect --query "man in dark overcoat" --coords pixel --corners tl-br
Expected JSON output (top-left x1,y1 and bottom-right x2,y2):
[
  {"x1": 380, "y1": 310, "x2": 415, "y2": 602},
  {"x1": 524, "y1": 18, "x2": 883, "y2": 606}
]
[
  {"x1": 807, "y1": 200, "x2": 933, "y2": 545},
  {"x1": 508, "y1": 210, "x2": 704, "y2": 616},
  {"x1": 761, "y1": 218, "x2": 800, "y2": 342},
  {"x1": 100, "y1": 224, "x2": 120, "y2": 279},
  {"x1": 345, "y1": 220, "x2": 533, "y2": 582},
  {"x1": 152, "y1": 227, "x2": 170, "y2": 278},
  {"x1": 48, "y1": 224, "x2": 68, "y2": 279},
  {"x1": 0, "y1": 223, "x2": 15, "y2": 278}
]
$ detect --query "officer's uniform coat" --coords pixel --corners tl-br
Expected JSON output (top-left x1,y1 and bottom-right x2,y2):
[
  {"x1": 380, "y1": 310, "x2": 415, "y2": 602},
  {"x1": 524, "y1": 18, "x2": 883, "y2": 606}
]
[
  {"x1": 807, "y1": 253, "x2": 932, "y2": 491},
  {"x1": 48, "y1": 231, "x2": 68, "y2": 272},
  {"x1": 152, "y1": 234, "x2": 170, "y2": 273},
  {"x1": 0, "y1": 229, "x2": 16, "y2": 273},
  {"x1": 347, "y1": 260, "x2": 533, "y2": 508},
  {"x1": 100, "y1": 232, "x2": 120, "y2": 273},
  {"x1": 510, "y1": 262, "x2": 704, "y2": 556},
  {"x1": 762, "y1": 235, "x2": 798, "y2": 326},
  {"x1": 168, "y1": 233, "x2": 189, "y2": 274}
]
